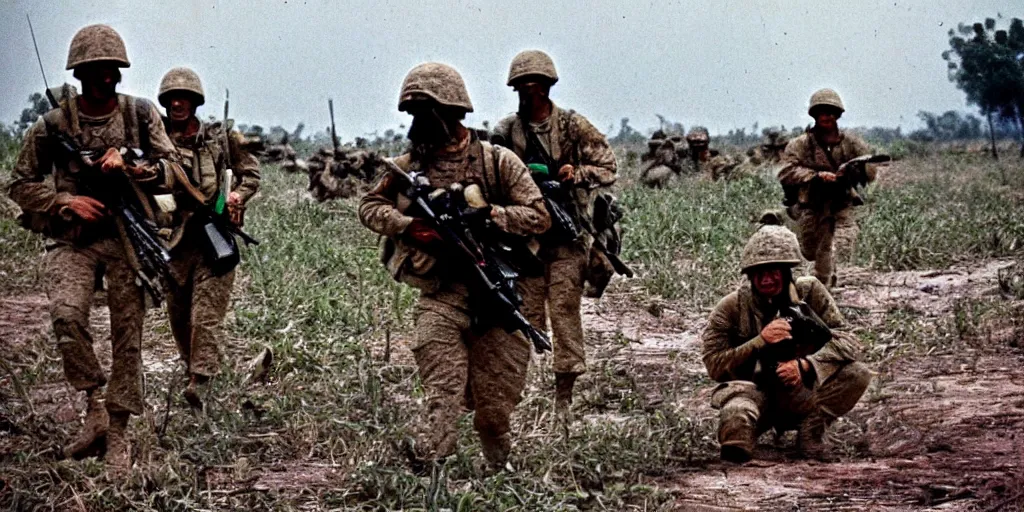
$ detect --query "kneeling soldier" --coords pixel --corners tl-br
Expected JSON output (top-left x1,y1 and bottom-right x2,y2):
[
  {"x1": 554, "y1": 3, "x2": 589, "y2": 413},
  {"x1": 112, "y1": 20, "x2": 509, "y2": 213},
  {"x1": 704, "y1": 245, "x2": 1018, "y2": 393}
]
[{"x1": 701, "y1": 213, "x2": 871, "y2": 463}]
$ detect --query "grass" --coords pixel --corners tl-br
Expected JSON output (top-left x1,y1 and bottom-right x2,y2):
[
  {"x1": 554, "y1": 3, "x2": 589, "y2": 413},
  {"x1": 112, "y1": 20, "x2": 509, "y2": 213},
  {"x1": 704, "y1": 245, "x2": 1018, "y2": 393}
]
[{"x1": 0, "y1": 143, "x2": 1023, "y2": 510}]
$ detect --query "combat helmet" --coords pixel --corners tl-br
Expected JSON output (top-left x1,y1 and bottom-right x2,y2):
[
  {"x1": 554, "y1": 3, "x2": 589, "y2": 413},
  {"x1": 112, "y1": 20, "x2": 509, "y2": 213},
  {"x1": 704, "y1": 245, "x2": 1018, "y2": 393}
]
[
  {"x1": 762, "y1": 128, "x2": 790, "y2": 149},
  {"x1": 740, "y1": 212, "x2": 802, "y2": 272},
  {"x1": 808, "y1": 88, "x2": 845, "y2": 116},
  {"x1": 399, "y1": 62, "x2": 474, "y2": 113},
  {"x1": 66, "y1": 24, "x2": 130, "y2": 70},
  {"x1": 685, "y1": 126, "x2": 710, "y2": 144},
  {"x1": 507, "y1": 50, "x2": 559, "y2": 86},
  {"x1": 158, "y1": 67, "x2": 205, "y2": 107}
]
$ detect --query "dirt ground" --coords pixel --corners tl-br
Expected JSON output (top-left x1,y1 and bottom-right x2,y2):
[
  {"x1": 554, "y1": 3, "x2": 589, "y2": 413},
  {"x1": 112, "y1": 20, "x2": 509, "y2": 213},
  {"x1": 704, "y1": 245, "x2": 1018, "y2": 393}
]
[{"x1": 2, "y1": 259, "x2": 1022, "y2": 510}]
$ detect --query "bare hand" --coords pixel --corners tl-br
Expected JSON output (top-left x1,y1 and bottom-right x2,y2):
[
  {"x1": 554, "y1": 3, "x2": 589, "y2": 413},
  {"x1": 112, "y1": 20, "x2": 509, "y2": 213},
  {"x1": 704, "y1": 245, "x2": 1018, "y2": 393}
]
[
  {"x1": 776, "y1": 360, "x2": 802, "y2": 387},
  {"x1": 760, "y1": 318, "x2": 792, "y2": 344},
  {"x1": 228, "y1": 191, "x2": 242, "y2": 205},
  {"x1": 98, "y1": 148, "x2": 125, "y2": 173},
  {"x1": 558, "y1": 164, "x2": 575, "y2": 182},
  {"x1": 65, "y1": 196, "x2": 106, "y2": 222},
  {"x1": 818, "y1": 171, "x2": 837, "y2": 183}
]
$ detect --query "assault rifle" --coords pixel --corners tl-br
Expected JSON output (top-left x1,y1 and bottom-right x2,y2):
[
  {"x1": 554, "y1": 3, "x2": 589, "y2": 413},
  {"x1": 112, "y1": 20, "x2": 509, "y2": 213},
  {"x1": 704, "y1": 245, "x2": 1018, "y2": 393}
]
[
  {"x1": 758, "y1": 286, "x2": 833, "y2": 389},
  {"x1": 384, "y1": 160, "x2": 552, "y2": 354}
]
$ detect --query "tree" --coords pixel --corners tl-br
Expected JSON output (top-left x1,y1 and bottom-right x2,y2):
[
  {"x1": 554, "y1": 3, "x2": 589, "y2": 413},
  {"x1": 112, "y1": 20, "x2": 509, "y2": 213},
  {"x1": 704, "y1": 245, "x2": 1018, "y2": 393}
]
[
  {"x1": 17, "y1": 93, "x2": 50, "y2": 134},
  {"x1": 943, "y1": 17, "x2": 1024, "y2": 158}
]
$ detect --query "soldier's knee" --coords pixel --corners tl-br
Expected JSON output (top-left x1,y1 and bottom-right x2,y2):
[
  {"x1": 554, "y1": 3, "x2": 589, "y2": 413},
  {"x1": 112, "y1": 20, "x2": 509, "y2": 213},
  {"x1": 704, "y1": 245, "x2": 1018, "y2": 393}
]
[
  {"x1": 472, "y1": 405, "x2": 511, "y2": 437},
  {"x1": 819, "y1": 362, "x2": 872, "y2": 418}
]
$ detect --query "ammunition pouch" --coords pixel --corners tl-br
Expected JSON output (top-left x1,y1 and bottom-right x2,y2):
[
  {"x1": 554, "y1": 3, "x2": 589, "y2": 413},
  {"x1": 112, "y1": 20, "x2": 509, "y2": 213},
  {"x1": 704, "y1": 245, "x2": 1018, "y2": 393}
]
[{"x1": 380, "y1": 236, "x2": 441, "y2": 293}]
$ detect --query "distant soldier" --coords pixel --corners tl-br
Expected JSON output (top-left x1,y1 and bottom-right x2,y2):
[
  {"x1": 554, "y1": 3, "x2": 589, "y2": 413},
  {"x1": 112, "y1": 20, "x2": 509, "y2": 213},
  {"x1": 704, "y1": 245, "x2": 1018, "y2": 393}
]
[
  {"x1": 157, "y1": 67, "x2": 261, "y2": 408},
  {"x1": 682, "y1": 127, "x2": 737, "y2": 180},
  {"x1": 8, "y1": 25, "x2": 182, "y2": 476},
  {"x1": 359, "y1": 63, "x2": 550, "y2": 471},
  {"x1": 778, "y1": 89, "x2": 874, "y2": 287},
  {"x1": 640, "y1": 131, "x2": 681, "y2": 188},
  {"x1": 492, "y1": 50, "x2": 618, "y2": 411},
  {"x1": 734, "y1": 128, "x2": 791, "y2": 177},
  {"x1": 702, "y1": 214, "x2": 871, "y2": 463}
]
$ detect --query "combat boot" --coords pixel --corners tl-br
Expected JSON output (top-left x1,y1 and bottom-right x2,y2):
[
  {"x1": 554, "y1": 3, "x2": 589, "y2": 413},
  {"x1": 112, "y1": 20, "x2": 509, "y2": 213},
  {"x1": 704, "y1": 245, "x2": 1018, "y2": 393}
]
[
  {"x1": 718, "y1": 415, "x2": 755, "y2": 464},
  {"x1": 104, "y1": 412, "x2": 132, "y2": 478},
  {"x1": 183, "y1": 373, "x2": 209, "y2": 410},
  {"x1": 796, "y1": 412, "x2": 837, "y2": 462},
  {"x1": 554, "y1": 372, "x2": 578, "y2": 411},
  {"x1": 64, "y1": 389, "x2": 109, "y2": 460},
  {"x1": 480, "y1": 432, "x2": 511, "y2": 472}
]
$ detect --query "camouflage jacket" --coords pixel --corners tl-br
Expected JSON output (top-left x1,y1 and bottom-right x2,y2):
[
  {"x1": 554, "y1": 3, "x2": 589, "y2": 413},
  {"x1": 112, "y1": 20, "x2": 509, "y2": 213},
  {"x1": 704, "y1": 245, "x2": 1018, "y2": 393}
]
[
  {"x1": 358, "y1": 134, "x2": 550, "y2": 296},
  {"x1": 681, "y1": 151, "x2": 738, "y2": 180},
  {"x1": 9, "y1": 93, "x2": 180, "y2": 244},
  {"x1": 702, "y1": 276, "x2": 862, "y2": 387},
  {"x1": 778, "y1": 129, "x2": 871, "y2": 211},
  {"x1": 493, "y1": 104, "x2": 617, "y2": 236},
  {"x1": 163, "y1": 117, "x2": 261, "y2": 247}
]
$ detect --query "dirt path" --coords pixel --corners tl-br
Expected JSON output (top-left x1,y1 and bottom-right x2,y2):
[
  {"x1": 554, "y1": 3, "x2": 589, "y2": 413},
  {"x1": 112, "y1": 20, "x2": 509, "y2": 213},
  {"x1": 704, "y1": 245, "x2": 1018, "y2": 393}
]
[
  {"x1": 580, "y1": 259, "x2": 1024, "y2": 511},
  {"x1": 2, "y1": 260, "x2": 1022, "y2": 510}
]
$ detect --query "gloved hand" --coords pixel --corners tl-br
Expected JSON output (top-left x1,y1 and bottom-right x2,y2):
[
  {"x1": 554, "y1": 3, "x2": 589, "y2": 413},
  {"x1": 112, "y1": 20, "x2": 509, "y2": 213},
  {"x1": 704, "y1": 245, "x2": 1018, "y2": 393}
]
[
  {"x1": 63, "y1": 196, "x2": 107, "y2": 222},
  {"x1": 406, "y1": 218, "x2": 442, "y2": 245},
  {"x1": 98, "y1": 147, "x2": 125, "y2": 173},
  {"x1": 760, "y1": 318, "x2": 792, "y2": 344}
]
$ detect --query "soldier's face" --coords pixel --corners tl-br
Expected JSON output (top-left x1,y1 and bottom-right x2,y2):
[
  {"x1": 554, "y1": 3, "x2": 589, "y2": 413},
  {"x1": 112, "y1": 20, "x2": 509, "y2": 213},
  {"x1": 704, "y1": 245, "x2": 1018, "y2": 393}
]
[
  {"x1": 813, "y1": 109, "x2": 841, "y2": 130},
  {"x1": 751, "y1": 267, "x2": 785, "y2": 297},
  {"x1": 514, "y1": 81, "x2": 550, "y2": 110},
  {"x1": 75, "y1": 63, "x2": 120, "y2": 101},
  {"x1": 166, "y1": 94, "x2": 196, "y2": 122}
]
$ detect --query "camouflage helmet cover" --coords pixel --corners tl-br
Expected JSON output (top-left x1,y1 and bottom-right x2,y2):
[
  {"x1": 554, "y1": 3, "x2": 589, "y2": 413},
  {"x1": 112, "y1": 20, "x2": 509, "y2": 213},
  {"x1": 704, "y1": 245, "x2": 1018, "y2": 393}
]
[
  {"x1": 507, "y1": 50, "x2": 559, "y2": 86},
  {"x1": 740, "y1": 212, "x2": 802, "y2": 272},
  {"x1": 763, "y1": 128, "x2": 790, "y2": 147},
  {"x1": 808, "y1": 88, "x2": 845, "y2": 116},
  {"x1": 66, "y1": 24, "x2": 130, "y2": 70},
  {"x1": 685, "y1": 126, "x2": 710, "y2": 144},
  {"x1": 158, "y1": 67, "x2": 205, "y2": 107},
  {"x1": 399, "y1": 62, "x2": 474, "y2": 113}
]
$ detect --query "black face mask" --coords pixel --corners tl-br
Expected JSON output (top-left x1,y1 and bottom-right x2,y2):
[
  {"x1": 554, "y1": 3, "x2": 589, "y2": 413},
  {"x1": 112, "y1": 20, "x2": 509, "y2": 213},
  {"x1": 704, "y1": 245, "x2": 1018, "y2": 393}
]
[{"x1": 407, "y1": 106, "x2": 456, "y2": 151}]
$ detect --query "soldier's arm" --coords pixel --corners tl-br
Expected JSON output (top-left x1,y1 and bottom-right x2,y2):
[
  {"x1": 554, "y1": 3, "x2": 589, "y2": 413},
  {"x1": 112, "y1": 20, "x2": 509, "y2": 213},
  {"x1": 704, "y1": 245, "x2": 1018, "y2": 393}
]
[
  {"x1": 490, "y1": 116, "x2": 514, "y2": 147},
  {"x1": 358, "y1": 164, "x2": 413, "y2": 237},
  {"x1": 492, "y1": 147, "x2": 551, "y2": 236},
  {"x1": 702, "y1": 293, "x2": 766, "y2": 382},
  {"x1": 228, "y1": 129, "x2": 261, "y2": 203},
  {"x1": 801, "y1": 278, "x2": 863, "y2": 385},
  {"x1": 132, "y1": 101, "x2": 182, "y2": 192},
  {"x1": 8, "y1": 119, "x2": 72, "y2": 213},
  {"x1": 777, "y1": 136, "x2": 818, "y2": 186},
  {"x1": 571, "y1": 114, "x2": 617, "y2": 186}
]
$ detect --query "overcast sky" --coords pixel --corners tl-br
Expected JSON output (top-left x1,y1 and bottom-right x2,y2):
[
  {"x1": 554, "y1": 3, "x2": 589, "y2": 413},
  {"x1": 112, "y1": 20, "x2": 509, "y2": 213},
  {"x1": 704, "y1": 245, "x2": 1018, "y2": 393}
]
[{"x1": 1, "y1": 0, "x2": 1019, "y2": 139}]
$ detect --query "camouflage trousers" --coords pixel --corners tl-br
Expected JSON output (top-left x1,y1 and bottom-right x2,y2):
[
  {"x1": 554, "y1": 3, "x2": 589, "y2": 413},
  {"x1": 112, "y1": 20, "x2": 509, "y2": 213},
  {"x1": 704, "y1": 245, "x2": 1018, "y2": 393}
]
[
  {"x1": 793, "y1": 206, "x2": 859, "y2": 287},
  {"x1": 711, "y1": 362, "x2": 871, "y2": 454},
  {"x1": 44, "y1": 237, "x2": 146, "y2": 416},
  {"x1": 166, "y1": 234, "x2": 235, "y2": 378},
  {"x1": 519, "y1": 239, "x2": 589, "y2": 375},
  {"x1": 411, "y1": 289, "x2": 531, "y2": 465}
]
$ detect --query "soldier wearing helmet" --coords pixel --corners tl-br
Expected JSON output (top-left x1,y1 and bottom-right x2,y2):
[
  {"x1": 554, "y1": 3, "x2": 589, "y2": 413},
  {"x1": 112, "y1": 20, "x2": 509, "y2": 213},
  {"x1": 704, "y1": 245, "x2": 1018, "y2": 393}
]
[
  {"x1": 778, "y1": 88, "x2": 874, "y2": 287},
  {"x1": 491, "y1": 50, "x2": 618, "y2": 413},
  {"x1": 157, "y1": 67, "x2": 261, "y2": 409},
  {"x1": 358, "y1": 62, "x2": 550, "y2": 472},
  {"x1": 8, "y1": 24, "x2": 184, "y2": 477},
  {"x1": 734, "y1": 128, "x2": 792, "y2": 177},
  {"x1": 702, "y1": 213, "x2": 871, "y2": 463},
  {"x1": 682, "y1": 126, "x2": 737, "y2": 180}
]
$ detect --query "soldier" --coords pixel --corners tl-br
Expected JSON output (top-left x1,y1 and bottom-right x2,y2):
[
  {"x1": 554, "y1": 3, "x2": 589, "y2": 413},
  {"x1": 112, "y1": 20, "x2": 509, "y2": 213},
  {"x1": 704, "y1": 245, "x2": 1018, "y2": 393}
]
[
  {"x1": 157, "y1": 67, "x2": 261, "y2": 408},
  {"x1": 640, "y1": 131, "x2": 681, "y2": 188},
  {"x1": 778, "y1": 89, "x2": 873, "y2": 287},
  {"x1": 734, "y1": 128, "x2": 791, "y2": 177},
  {"x1": 358, "y1": 62, "x2": 550, "y2": 470},
  {"x1": 682, "y1": 127, "x2": 737, "y2": 180},
  {"x1": 8, "y1": 25, "x2": 182, "y2": 476},
  {"x1": 702, "y1": 214, "x2": 871, "y2": 463},
  {"x1": 491, "y1": 50, "x2": 617, "y2": 411}
]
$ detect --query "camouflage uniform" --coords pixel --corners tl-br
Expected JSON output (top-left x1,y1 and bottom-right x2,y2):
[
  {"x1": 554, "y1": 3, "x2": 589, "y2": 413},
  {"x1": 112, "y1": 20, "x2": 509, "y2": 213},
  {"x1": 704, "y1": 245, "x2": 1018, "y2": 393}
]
[
  {"x1": 158, "y1": 67, "x2": 260, "y2": 382},
  {"x1": 8, "y1": 25, "x2": 182, "y2": 468},
  {"x1": 359, "y1": 62, "x2": 550, "y2": 467},
  {"x1": 702, "y1": 218, "x2": 870, "y2": 462},
  {"x1": 681, "y1": 127, "x2": 737, "y2": 180},
  {"x1": 778, "y1": 90, "x2": 872, "y2": 286},
  {"x1": 735, "y1": 129, "x2": 790, "y2": 177},
  {"x1": 494, "y1": 51, "x2": 617, "y2": 400},
  {"x1": 640, "y1": 136, "x2": 680, "y2": 188}
]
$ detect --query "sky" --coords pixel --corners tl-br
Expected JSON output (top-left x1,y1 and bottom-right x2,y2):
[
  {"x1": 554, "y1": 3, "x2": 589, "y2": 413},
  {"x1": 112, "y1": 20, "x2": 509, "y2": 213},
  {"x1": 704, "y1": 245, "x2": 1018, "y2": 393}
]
[{"x1": 0, "y1": 0, "x2": 1019, "y2": 139}]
